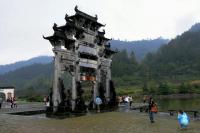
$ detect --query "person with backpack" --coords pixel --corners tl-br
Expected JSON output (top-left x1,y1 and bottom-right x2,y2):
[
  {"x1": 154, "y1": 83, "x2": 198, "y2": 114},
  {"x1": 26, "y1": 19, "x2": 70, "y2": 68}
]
[
  {"x1": 148, "y1": 98, "x2": 158, "y2": 123},
  {"x1": 177, "y1": 110, "x2": 190, "y2": 129}
]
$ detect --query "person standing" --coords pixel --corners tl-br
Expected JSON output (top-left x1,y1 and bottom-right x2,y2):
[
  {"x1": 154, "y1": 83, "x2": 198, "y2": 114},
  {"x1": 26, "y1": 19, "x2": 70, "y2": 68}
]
[
  {"x1": 95, "y1": 96, "x2": 102, "y2": 113},
  {"x1": 177, "y1": 110, "x2": 190, "y2": 129},
  {"x1": 10, "y1": 97, "x2": 14, "y2": 108},
  {"x1": 129, "y1": 96, "x2": 133, "y2": 108},
  {"x1": 143, "y1": 95, "x2": 147, "y2": 103},
  {"x1": 13, "y1": 96, "x2": 17, "y2": 108},
  {"x1": 117, "y1": 96, "x2": 122, "y2": 105},
  {"x1": 0, "y1": 97, "x2": 3, "y2": 109},
  {"x1": 148, "y1": 98, "x2": 158, "y2": 123},
  {"x1": 46, "y1": 96, "x2": 50, "y2": 107},
  {"x1": 43, "y1": 96, "x2": 47, "y2": 105},
  {"x1": 148, "y1": 97, "x2": 153, "y2": 112},
  {"x1": 124, "y1": 96, "x2": 129, "y2": 104}
]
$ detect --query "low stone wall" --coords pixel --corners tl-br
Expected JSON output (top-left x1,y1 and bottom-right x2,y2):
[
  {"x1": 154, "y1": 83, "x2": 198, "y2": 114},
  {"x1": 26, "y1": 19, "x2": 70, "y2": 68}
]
[{"x1": 155, "y1": 93, "x2": 200, "y2": 99}]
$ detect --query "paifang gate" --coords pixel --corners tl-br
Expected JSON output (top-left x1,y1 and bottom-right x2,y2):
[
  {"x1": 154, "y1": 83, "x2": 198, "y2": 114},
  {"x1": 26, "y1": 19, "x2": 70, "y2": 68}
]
[{"x1": 44, "y1": 6, "x2": 117, "y2": 113}]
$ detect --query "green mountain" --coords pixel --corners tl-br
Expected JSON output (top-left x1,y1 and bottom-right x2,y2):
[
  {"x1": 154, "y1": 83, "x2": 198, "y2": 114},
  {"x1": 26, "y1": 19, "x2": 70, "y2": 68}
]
[
  {"x1": 189, "y1": 23, "x2": 200, "y2": 32},
  {"x1": 143, "y1": 25, "x2": 200, "y2": 81},
  {"x1": 0, "y1": 56, "x2": 53, "y2": 75},
  {"x1": 111, "y1": 38, "x2": 169, "y2": 61},
  {"x1": 0, "y1": 63, "x2": 54, "y2": 95}
]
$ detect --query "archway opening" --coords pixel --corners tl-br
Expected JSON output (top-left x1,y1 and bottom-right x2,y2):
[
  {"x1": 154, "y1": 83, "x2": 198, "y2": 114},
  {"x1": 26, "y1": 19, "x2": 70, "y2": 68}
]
[
  {"x1": 0, "y1": 92, "x2": 6, "y2": 101},
  {"x1": 80, "y1": 80, "x2": 94, "y2": 109},
  {"x1": 7, "y1": 92, "x2": 12, "y2": 100}
]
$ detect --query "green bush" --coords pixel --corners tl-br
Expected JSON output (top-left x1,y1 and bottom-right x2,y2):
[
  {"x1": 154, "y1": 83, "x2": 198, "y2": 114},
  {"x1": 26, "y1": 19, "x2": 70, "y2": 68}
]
[
  {"x1": 27, "y1": 95, "x2": 43, "y2": 102},
  {"x1": 18, "y1": 95, "x2": 43, "y2": 102},
  {"x1": 157, "y1": 82, "x2": 170, "y2": 95},
  {"x1": 179, "y1": 83, "x2": 190, "y2": 94}
]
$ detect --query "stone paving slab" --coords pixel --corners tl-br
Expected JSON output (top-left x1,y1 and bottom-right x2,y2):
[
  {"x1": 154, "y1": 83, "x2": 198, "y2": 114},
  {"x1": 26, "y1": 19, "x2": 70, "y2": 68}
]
[{"x1": 0, "y1": 102, "x2": 45, "y2": 114}]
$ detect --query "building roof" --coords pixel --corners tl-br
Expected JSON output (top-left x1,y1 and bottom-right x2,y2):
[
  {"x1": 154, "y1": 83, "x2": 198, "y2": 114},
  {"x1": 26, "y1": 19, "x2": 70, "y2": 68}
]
[
  {"x1": 104, "y1": 45, "x2": 117, "y2": 57},
  {"x1": 67, "y1": 6, "x2": 105, "y2": 27},
  {"x1": 75, "y1": 5, "x2": 97, "y2": 21},
  {"x1": 97, "y1": 31, "x2": 111, "y2": 41},
  {"x1": 0, "y1": 86, "x2": 15, "y2": 89},
  {"x1": 43, "y1": 34, "x2": 75, "y2": 43}
]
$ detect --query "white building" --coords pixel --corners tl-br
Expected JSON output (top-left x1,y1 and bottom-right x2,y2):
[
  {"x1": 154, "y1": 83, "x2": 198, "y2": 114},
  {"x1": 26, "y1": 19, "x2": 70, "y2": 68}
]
[{"x1": 0, "y1": 86, "x2": 15, "y2": 100}]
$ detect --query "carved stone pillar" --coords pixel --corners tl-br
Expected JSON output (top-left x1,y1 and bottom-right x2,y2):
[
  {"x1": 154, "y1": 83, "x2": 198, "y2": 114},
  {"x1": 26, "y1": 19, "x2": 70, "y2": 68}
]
[
  {"x1": 106, "y1": 60, "x2": 111, "y2": 101},
  {"x1": 52, "y1": 46, "x2": 62, "y2": 112},
  {"x1": 71, "y1": 73, "x2": 76, "y2": 110},
  {"x1": 71, "y1": 41, "x2": 79, "y2": 111},
  {"x1": 93, "y1": 61, "x2": 100, "y2": 108}
]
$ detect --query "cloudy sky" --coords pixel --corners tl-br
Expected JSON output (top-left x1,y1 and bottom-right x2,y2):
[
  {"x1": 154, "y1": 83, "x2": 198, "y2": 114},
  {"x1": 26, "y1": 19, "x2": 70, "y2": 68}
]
[{"x1": 0, "y1": 0, "x2": 200, "y2": 65}]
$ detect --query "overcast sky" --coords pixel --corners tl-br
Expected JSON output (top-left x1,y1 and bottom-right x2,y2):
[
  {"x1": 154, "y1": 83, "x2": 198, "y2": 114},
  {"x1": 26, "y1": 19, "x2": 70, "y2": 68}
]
[{"x1": 0, "y1": 0, "x2": 200, "y2": 65}]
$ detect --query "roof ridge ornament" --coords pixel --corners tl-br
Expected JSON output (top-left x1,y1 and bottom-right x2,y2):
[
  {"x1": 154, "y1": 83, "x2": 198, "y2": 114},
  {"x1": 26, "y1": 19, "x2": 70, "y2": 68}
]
[
  {"x1": 103, "y1": 29, "x2": 105, "y2": 34},
  {"x1": 53, "y1": 23, "x2": 58, "y2": 31},
  {"x1": 65, "y1": 13, "x2": 68, "y2": 21},
  {"x1": 74, "y1": 5, "x2": 98, "y2": 21},
  {"x1": 75, "y1": 5, "x2": 78, "y2": 12},
  {"x1": 95, "y1": 14, "x2": 98, "y2": 20}
]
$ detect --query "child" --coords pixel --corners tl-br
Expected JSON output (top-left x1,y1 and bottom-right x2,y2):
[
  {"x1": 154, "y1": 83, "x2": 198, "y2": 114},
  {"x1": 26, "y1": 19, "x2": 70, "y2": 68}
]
[{"x1": 177, "y1": 110, "x2": 190, "y2": 129}]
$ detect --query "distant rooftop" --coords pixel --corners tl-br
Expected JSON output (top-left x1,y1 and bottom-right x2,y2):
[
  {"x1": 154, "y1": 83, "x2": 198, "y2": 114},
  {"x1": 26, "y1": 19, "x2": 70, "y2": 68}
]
[{"x1": 0, "y1": 86, "x2": 15, "y2": 89}]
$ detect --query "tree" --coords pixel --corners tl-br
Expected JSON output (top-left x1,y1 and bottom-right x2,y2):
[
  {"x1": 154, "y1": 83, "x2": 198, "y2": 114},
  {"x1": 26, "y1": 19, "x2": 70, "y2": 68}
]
[
  {"x1": 158, "y1": 82, "x2": 170, "y2": 95},
  {"x1": 179, "y1": 83, "x2": 189, "y2": 94},
  {"x1": 129, "y1": 51, "x2": 137, "y2": 65}
]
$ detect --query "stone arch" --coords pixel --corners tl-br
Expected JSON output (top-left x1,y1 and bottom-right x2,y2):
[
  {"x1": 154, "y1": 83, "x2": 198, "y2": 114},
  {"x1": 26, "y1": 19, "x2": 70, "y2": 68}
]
[{"x1": 0, "y1": 92, "x2": 6, "y2": 100}]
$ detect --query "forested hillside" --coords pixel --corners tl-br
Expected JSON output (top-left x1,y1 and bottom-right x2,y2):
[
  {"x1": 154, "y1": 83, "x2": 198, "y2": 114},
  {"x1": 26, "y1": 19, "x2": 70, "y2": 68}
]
[
  {"x1": 143, "y1": 27, "x2": 200, "y2": 81},
  {"x1": 0, "y1": 56, "x2": 53, "y2": 74},
  {"x1": 0, "y1": 63, "x2": 53, "y2": 95},
  {"x1": 134, "y1": 23, "x2": 200, "y2": 94},
  {"x1": 111, "y1": 38, "x2": 169, "y2": 61}
]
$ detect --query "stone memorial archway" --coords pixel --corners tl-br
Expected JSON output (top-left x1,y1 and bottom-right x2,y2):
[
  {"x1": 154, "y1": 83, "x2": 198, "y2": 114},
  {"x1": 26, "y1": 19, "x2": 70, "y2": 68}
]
[{"x1": 44, "y1": 6, "x2": 117, "y2": 113}]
